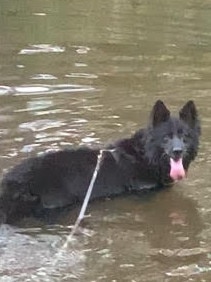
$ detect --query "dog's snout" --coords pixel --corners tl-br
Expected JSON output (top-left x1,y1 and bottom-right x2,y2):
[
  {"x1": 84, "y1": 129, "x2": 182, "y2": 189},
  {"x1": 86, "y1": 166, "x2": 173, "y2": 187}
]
[{"x1": 171, "y1": 136, "x2": 184, "y2": 160}]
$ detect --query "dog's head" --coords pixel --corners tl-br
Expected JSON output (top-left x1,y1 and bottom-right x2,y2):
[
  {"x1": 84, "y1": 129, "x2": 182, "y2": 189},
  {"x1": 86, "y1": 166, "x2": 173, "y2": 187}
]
[{"x1": 147, "y1": 100, "x2": 200, "y2": 183}]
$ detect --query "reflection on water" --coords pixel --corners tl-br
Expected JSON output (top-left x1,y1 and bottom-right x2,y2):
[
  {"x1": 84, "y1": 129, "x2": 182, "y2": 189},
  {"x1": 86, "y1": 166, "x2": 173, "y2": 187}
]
[
  {"x1": 0, "y1": 84, "x2": 95, "y2": 96},
  {"x1": 82, "y1": 190, "x2": 210, "y2": 281},
  {"x1": 0, "y1": 0, "x2": 211, "y2": 281},
  {"x1": 19, "y1": 119, "x2": 67, "y2": 132},
  {"x1": 19, "y1": 44, "x2": 65, "y2": 55}
]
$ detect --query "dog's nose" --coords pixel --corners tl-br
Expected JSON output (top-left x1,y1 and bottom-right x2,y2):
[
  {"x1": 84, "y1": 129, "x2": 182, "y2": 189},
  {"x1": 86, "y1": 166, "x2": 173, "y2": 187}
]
[
  {"x1": 172, "y1": 148, "x2": 183, "y2": 160},
  {"x1": 173, "y1": 148, "x2": 183, "y2": 154}
]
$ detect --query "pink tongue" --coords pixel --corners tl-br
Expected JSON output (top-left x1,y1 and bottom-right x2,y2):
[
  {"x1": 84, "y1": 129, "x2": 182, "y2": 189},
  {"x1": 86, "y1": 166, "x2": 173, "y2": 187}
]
[{"x1": 170, "y1": 158, "x2": 186, "y2": 180}]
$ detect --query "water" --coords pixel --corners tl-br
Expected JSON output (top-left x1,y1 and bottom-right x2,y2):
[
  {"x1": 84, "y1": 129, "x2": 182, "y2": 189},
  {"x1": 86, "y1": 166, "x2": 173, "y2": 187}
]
[{"x1": 0, "y1": 0, "x2": 211, "y2": 281}]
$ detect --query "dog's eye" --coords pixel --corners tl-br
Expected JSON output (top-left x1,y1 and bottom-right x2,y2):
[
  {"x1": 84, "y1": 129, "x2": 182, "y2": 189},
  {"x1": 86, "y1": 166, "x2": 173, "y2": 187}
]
[
  {"x1": 183, "y1": 131, "x2": 192, "y2": 143},
  {"x1": 163, "y1": 136, "x2": 169, "y2": 143},
  {"x1": 184, "y1": 132, "x2": 191, "y2": 139},
  {"x1": 166, "y1": 132, "x2": 173, "y2": 138}
]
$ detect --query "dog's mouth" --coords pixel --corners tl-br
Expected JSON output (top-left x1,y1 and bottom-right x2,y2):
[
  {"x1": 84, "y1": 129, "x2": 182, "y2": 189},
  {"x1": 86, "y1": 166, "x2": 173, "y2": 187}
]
[{"x1": 170, "y1": 157, "x2": 186, "y2": 181}]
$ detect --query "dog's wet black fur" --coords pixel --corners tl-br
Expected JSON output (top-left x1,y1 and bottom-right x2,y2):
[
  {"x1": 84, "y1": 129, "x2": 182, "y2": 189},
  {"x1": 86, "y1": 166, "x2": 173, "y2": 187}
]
[{"x1": 0, "y1": 100, "x2": 201, "y2": 223}]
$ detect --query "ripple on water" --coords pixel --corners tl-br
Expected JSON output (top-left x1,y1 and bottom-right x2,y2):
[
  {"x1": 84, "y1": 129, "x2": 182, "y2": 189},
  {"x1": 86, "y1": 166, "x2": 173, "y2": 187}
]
[
  {"x1": 15, "y1": 85, "x2": 50, "y2": 94},
  {"x1": 65, "y1": 73, "x2": 98, "y2": 79},
  {"x1": 0, "y1": 225, "x2": 85, "y2": 281},
  {"x1": 0, "y1": 84, "x2": 96, "y2": 97},
  {"x1": 19, "y1": 119, "x2": 67, "y2": 132},
  {"x1": 0, "y1": 86, "x2": 12, "y2": 96},
  {"x1": 151, "y1": 247, "x2": 210, "y2": 258},
  {"x1": 14, "y1": 84, "x2": 95, "y2": 96},
  {"x1": 30, "y1": 74, "x2": 58, "y2": 80},
  {"x1": 73, "y1": 45, "x2": 90, "y2": 54},
  {"x1": 166, "y1": 264, "x2": 211, "y2": 278},
  {"x1": 18, "y1": 44, "x2": 65, "y2": 55}
]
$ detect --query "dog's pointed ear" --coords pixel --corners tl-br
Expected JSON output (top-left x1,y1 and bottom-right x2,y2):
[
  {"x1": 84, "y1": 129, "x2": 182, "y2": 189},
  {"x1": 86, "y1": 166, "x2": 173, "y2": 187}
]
[
  {"x1": 179, "y1": 100, "x2": 199, "y2": 128},
  {"x1": 150, "y1": 100, "x2": 170, "y2": 127}
]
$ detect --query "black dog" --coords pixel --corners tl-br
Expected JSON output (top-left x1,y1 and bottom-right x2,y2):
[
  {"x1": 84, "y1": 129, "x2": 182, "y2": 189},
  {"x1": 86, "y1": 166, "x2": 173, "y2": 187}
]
[{"x1": 0, "y1": 100, "x2": 200, "y2": 223}]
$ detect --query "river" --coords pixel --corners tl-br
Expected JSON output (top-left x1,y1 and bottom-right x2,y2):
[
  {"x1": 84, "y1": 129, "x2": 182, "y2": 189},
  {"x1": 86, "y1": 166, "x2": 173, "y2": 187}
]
[{"x1": 0, "y1": 0, "x2": 210, "y2": 281}]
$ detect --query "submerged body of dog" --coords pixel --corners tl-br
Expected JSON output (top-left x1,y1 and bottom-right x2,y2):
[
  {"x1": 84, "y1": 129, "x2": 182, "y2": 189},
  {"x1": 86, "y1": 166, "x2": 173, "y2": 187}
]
[{"x1": 0, "y1": 100, "x2": 200, "y2": 223}]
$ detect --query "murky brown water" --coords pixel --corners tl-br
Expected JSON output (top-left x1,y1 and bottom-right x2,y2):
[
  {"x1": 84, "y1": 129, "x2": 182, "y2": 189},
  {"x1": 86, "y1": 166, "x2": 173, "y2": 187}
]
[{"x1": 0, "y1": 0, "x2": 211, "y2": 281}]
